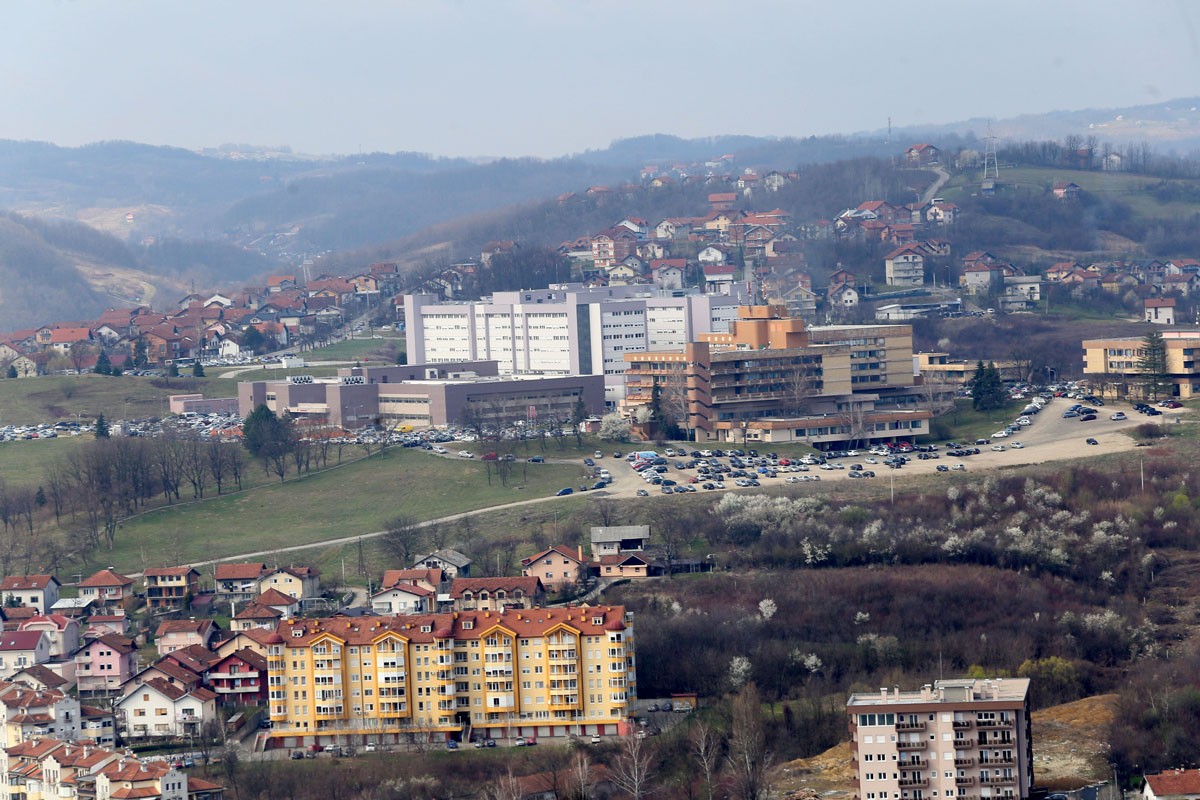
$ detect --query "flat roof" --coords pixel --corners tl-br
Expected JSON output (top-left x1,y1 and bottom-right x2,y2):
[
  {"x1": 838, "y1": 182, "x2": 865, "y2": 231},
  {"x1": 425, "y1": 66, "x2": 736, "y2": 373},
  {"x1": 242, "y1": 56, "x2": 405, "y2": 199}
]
[{"x1": 847, "y1": 677, "x2": 1029, "y2": 707}]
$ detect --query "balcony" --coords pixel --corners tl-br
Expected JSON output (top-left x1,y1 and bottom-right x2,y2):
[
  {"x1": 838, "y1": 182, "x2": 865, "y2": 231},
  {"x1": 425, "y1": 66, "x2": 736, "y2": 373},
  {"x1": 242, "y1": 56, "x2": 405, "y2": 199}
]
[
  {"x1": 952, "y1": 720, "x2": 973, "y2": 729},
  {"x1": 953, "y1": 737, "x2": 976, "y2": 747},
  {"x1": 896, "y1": 720, "x2": 926, "y2": 731},
  {"x1": 976, "y1": 719, "x2": 1014, "y2": 729},
  {"x1": 981, "y1": 776, "x2": 1016, "y2": 785},
  {"x1": 898, "y1": 779, "x2": 928, "y2": 789},
  {"x1": 896, "y1": 740, "x2": 926, "y2": 751},
  {"x1": 899, "y1": 760, "x2": 926, "y2": 769},
  {"x1": 981, "y1": 757, "x2": 1015, "y2": 766},
  {"x1": 954, "y1": 757, "x2": 975, "y2": 767},
  {"x1": 956, "y1": 777, "x2": 976, "y2": 786}
]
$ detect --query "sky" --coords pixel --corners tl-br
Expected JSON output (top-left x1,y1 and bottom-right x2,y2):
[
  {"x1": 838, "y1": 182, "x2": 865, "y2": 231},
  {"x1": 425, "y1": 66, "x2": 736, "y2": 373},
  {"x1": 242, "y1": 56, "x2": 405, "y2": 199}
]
[{"x1": 3, "y1": 0, "x2": 1199, "y2": 159}]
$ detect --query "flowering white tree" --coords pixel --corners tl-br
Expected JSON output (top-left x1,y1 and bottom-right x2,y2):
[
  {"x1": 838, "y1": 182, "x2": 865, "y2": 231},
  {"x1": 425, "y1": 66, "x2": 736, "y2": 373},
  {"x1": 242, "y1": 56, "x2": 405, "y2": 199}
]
[
  {"x1": 728, "y1": 655, "x2": 753, "y2": 689},
  {"x1": 599, "y1": 413, "x2": 631, "y2": 441},
  {"x1": 758, "y1": 598, "x2": 777, "y2": 621}
]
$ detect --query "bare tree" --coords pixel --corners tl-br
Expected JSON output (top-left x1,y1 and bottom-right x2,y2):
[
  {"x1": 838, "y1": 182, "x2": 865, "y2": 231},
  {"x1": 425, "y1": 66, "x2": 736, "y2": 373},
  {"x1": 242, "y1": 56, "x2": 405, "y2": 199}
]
[
  {"x1": 609, "y1": 733, "x2": 654, "y2": 800},
  {"x1": 381, "y1": 515, "x2": 425, "y2": 567},
  {"x1": 571, "y1": 750, "x2": 595, "y2": 800},
  {"x1": 727, "y1": 684, "x2": 771, "y2": 800},
  {"x1": 691, "y1": 720, "x2": 723, "y2": 800}
]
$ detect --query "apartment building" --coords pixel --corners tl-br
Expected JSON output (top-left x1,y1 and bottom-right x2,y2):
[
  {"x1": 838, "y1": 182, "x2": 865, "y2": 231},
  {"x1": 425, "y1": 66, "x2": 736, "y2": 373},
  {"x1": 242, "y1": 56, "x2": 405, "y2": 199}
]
[
  {"x1": 622, "y1": 306, "x2": 931, "y2": 445},
  {"x1": 1083, "y1": 331, "x2": 1200, "y2": 399},
  {"x1": 143, "y1": 568, "x2": 201, "y2": 611},
  {"x1": 265, "y1": 606, "x2": 635, "y2": 748},
  {"x1": 404, "y1": 284, "x2": 748, "y2": 404},
  {"x1": 848, "y1": 678, "x2": 1033, "y2": 800}
]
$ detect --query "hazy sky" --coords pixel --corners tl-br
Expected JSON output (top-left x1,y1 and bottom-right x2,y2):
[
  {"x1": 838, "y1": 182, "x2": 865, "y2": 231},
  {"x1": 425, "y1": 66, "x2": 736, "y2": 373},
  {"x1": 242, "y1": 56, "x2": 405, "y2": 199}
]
[{"x1": 3, "y1": 0, "x2": 1198, "y2": 158}]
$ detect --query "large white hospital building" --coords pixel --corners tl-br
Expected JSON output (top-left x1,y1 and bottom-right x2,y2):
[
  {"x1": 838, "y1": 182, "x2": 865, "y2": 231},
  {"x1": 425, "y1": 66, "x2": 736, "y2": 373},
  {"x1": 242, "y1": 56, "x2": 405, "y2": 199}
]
[{"x1": 404, "y1": 284, "x2": 749, "y2": 403}]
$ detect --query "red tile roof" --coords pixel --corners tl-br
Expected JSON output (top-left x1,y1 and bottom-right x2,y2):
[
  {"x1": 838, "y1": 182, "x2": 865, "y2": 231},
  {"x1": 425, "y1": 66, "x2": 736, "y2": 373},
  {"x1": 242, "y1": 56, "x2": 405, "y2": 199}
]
[
  {"x1": 78, "y1": 569, "x2": 133, "y2": 588},
  {"x1": 1146, "y1": 769, "x2": 1200, "y2": 798},
  {"x1": 0, "y1": 575, "x2": 59, "y2": 591},
  {"x1": 214, "y1": 563, "x2": 268, "y2": 581}
]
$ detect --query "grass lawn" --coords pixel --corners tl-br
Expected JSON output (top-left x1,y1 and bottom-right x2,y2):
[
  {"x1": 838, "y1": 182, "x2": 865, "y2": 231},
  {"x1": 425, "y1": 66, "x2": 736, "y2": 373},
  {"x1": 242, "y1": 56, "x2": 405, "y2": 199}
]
[
  {"x1": 304, "y1": 335, "x2": 405, "y2": 363},
  {"x1": 94, "y1": 447, "x2": 592, "y2": 574},
  {"x1": 0, "y1": 374, "x2": 248, "y2": 426},
  {"x1": 0, "y1": 437, "x2": 88, "y2": 487},
  {"x1": 930, "y1": 399, "x2": 1024, "y2": 443}
]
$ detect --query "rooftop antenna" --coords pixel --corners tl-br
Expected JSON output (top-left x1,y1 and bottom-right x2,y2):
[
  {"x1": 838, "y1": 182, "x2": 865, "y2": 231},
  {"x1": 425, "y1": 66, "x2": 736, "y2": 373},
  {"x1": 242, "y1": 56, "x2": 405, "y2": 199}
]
[{"x1": 982, "y1": 122, "x2": 1000, "y2": 183}]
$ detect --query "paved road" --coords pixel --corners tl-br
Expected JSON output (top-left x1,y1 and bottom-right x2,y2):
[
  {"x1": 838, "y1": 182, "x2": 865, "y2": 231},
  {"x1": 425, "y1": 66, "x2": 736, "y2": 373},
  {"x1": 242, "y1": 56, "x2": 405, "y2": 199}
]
[{"x1": 921, "y1": 165, "x2": 951, "y2": 204}]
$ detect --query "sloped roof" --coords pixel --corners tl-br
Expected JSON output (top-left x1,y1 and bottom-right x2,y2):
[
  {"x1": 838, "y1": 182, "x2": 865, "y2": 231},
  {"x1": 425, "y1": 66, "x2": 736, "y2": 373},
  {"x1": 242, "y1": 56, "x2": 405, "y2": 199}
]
[
  {"x1": 214, "y1": 563, "x2": 268, "y2": 581},
  {"x1": 0, "y1": 575, "x2": 60, "y2": 592},
  {"x1": 79, "y1": 569, "x2": 133, "y2": 588},
  {"x1": 1146, "y1": 769, "x2": 1200, "y2": 798},
  {"x1": 449, "y1": 577, "x2": 542, "y2": 599},
  {"x1": 0, "y1": 630, "x2": 46, "y2": 651},
  {"x1": 414, "y1": 549, "x2": 471, "y2": 568}
]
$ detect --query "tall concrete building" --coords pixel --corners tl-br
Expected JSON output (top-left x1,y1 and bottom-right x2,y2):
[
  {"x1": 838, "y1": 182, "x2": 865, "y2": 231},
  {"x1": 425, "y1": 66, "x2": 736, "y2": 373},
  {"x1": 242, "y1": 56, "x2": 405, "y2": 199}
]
[
  {"x1": 404, "y1": 283, "x2": 749, "y2": 404},
  {"x1": 622, "y1": 305, "x2": 931, "y2": 445},
  {"x1": 848, "y1": 678, "x2": 1033, "y2": 800}
]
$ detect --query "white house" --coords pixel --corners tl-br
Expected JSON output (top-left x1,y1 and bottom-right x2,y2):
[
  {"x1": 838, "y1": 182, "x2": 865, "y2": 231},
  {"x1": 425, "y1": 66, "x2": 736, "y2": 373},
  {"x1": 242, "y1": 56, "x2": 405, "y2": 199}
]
[
  {"x1": 17, "y1": 615, "x2": 82, "y2": 659},
  {"x1": 116, "y1": 677, "x2": 218, "y2": 740},
  {"x1": 698, "y1": 245, "x2": 728, "y2": 265},
  {"x1": 884, "y1": 245, "x2": 926, "y2": 287},
  {"x1": 0, "y1": 575, "x2": 61, "y2": 614},
  {"x1": 412, "y1": 549, "x2": 472, "y2": 579},
  {"x1": 590, "y1": 526, "x2": 651, "y2": 559},
  {"x1": 370, "y1": 584, "x2": 435, "y2": 615},
  {"x1": 0, "y1": 631, "x2": 53, "y2": 678},
  {"x1": 1145, "y1": 297, "x2": 1177, "y2": 325}
]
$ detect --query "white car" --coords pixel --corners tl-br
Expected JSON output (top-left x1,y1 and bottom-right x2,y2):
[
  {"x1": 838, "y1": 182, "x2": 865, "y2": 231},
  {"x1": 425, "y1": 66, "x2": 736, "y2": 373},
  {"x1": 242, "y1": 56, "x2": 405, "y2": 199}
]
[
  {"x1": 990, "y1": 444, "x2": 1006, "y2": 452},
  {"x1": 432, "y1": 446, "x2": 448, "y2": 454},
  {"x1": 458, "y1": 450, "x2": 474, "y2": 458},
  {"x1": 1010, "y1": 441, "x2": 1024, "y2": 449},
  {"x1": 1110, "y1": 412, "x2": 1127, "y2": 421},
  {"x1": 865, "y1": 457, "x2": 879, "y2": 464},
  {"x1": 991, "y1": 431, "x2": 1009, "y2": 439},
  {"x1": 951, "y1": 464, "x2": 967, "y2": 471}
]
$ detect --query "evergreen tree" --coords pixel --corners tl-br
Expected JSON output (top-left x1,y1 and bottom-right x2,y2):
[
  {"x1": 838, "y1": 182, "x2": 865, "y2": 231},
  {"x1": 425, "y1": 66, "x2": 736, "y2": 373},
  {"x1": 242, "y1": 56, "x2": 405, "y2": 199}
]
[
  {"x1": 242, "y1": 404, "x2": 288, "y2": 458},
  {"x1": 192, "y1": 361, "x2": 206, "y2": 378},
  {"x1": 1139, "y1": 329, "x2": 1170, "y2": 400},
  {"x1": 971, "y1": 361, "x2": 1007, "y2": 412},
  {"x1": 35, "y1": 487, "x2": 46, "y2": 507},
  {"x1": 168, "y1": 363, "x2": 179, "y2": 378},
  {"x1": 93, "y1": 350, "x2": 112, "y2": 375},
  {"x1": 94, "y1": 414, "x2": 110, "y2": 438},
  {"x1": 132, "y1": 338, "x2": 148, "y2": 369}
]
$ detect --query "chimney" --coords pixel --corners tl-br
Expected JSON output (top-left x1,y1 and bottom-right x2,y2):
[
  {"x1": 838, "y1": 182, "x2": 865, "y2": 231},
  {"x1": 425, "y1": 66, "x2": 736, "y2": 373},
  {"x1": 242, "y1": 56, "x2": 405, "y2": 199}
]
[{"x1": 880, "y1": 687, "x2": 888, "y2": 703}]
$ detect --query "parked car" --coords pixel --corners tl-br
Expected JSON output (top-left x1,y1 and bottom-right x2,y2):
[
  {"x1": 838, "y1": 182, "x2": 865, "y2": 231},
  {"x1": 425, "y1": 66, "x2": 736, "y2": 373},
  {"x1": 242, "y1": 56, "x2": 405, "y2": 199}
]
[
  {"x1": 528, "y1": 455, "x2": 545, "y2": 463},
  {"x1": 555, "y1": 487, "x2": 573, "y2": 496},
  {"x1": 1079, "y1": 414, "x2": 1097, "y2": 422},
  {"x1": 1086, "y1": 438, "x2": 1099, "y2": 446},
  {"x1": 591, "y1": 734, "x2": 603, "y2": 744},
  {"x1": 1110, "y1": 412, "x2": 1127, "y2": 421},
  {"x1": 636, "y1": 489, "x2": 649, "y2": 497}
]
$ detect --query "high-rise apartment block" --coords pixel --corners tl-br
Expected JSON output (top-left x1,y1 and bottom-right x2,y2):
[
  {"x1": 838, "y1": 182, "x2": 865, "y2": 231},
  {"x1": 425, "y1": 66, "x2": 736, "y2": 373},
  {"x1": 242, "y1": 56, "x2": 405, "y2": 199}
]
[
  {"x1": 848, "y1": 679, "x2": 1033, "y2": 800},
  {"x1": 266, "y1": 606, "x2": 634, "y2": 748}
]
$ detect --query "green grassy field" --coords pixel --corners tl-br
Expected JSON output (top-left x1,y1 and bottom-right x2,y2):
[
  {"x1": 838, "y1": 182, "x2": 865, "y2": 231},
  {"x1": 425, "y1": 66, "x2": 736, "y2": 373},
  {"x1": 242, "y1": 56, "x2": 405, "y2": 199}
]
[
  {"x1": 0, "y1": 374, "x2": 246, "y2": 426},
  {"x1": 302, "y1": 335, "x2": 405, "y2": 362},
  {"x1": 95, "y1": 447, "x2": 592, "y2": 574},
  {"x1": 941, "y1": 166, "x2": 1200, "y2": 222},
  {"x1": 0, "y1": 437, "x2": 86, "y2": 487}
]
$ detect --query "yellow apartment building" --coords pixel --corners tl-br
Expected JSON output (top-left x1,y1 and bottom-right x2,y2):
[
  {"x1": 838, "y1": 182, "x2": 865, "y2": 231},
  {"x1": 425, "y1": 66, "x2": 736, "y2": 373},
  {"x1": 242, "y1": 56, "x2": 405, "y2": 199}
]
[{"x1": 265, "y1": 606, "x2": 635, "y2": 748}]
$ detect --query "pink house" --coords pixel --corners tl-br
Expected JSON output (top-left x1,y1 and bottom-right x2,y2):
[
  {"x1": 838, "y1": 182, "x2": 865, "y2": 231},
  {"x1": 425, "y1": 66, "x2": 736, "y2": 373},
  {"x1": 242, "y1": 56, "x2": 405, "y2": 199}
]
[
  {"x1": 75, "y1": 634, "x2": 138, "y2": 697},
  {"x1": 77, "y1": 569, "x2": 135, "y2": 611}
]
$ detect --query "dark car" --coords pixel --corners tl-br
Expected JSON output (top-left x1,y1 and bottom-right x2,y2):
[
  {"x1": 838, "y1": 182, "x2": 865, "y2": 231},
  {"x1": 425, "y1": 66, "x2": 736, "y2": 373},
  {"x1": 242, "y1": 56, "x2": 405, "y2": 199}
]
[
  {"x1": 528, "y1": 455, "x2": 545, "y2": 463},
  {"x1": 583, "y1": 457, "x2": 594, "y2": 466},
  {"x1": 636, "y1": 488, "x2": 649, "y2": 497},
  {"x1": 1079, "y1": 414, "x2": 1097, "y2": 422},
  {"x1": 555, "y1": 487, "x2": 573, "y2": 496},
  {"x1": 1086, "y1": 437, "x2": 1099, "y2": 445}
]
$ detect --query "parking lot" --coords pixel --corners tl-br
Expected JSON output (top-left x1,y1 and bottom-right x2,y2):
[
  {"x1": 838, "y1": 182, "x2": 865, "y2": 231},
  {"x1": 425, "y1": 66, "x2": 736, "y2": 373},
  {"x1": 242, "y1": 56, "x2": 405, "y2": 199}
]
[{"x1": 585, "y1": 395, "x2": 1181, "y2": 500}]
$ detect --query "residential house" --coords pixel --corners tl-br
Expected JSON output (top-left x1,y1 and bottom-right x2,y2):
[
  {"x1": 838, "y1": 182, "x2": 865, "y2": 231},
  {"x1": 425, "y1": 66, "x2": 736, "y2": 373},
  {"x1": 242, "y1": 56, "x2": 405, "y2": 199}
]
[
  {"x1": 703, "y1": 265, "x2": 737, "y2": 293},
  {"x1": 248, "y1": 589, "x2": 300, "y2": 620},
  {"x1": 155, "y1": 619, "x2": 219, "y2": 657},
  {"x1": 448, "y1": 577, "x2": 544, "y2": 612},
  {"x1": 1144, "y1": 769, "x2": 1200, "y2": 800},
  {"x1": 8, "y1": 355, "x2": 41, "y2": 378},
  {"x1": 763, "y1": 170, "x2": 791, "y2": 191},
  {"x1": 205, "y1": 648, "x2": 267, "y2": 707},
  {"x1": 143, "y1": 567, "x2": 201, "y2": 611},
  {"x1": 856, "y1": 200, "x2": 900, "y2": 225},
  {"x1": 590, "y1": 526, "x2": 650, "y2": 559},
  {"x1": 0, "y1": 631, "x2": 52, "y2": 678},
  {"x1": 905, "y1": 143, "x2": 941, "y2": 165},
  {"x1": 230, "y1": 603, "x2": 283, "y2": 631},
  {"x1": 379, "y1": 569, "x2": 443, "y2": 594},
  {"x1": 1052, "y1": 181, "x2": 1082, "y2": 199},
  {"x1": 412, "y1": 549, "x2": 472, "y2": 578},
  {"x1": 591, "y1": 554, "x2": 650, "y2": 579},
  {"x1": 0, "y1": 681, "x2": 82, "y2": 747},
  {"x1": 829, "y1": 283, "x2": 860, "y2": 309},
  {"x1": 116, "y1": 677, "x2": 218, "y2": 740},
  {"x1": 0, "y1": 576, "x2": 61, "y2": 614},
  {"x1": 80, "y1": 703, "x2": 119, "y2": 747},
  {"x1": 75, "y1": 634, "x2": 138, "y2": 698},
  {"x1": 708, "y1": 192, "x2": 737, "y2": 211},
  {"x1": 521, "y1": 545, "x2": 588, "y2": 592},
  {"x1": 1101, "y1": 272, "x2": 1140, "y2": 294},
  {"x1": 258, "y1": 566, "x2": 321, "y2": 601},
  {"x1": 369, "y1": 583, "x2": 434, "y2": 616},
  {"x1": 213, "y1": 563, "x2": 269, "y2": 604},
  {"x1": 697, "y1": 245, "x2": 728, "y2": 265},
  {"x1": 650, "y1": 259, "x2": 686, "y2": 291},
  {"x1": 1000, "y1": 275, "x2": 1043, "y2": 311},
  {"x1": 961, "y1": 263, "x2": 1008, "y2": 295},
  {"x1": 16, "y1": 615, "x2": 81, "y2": 659},
  {"x1": 884, "y1": 244, "x2": 926, "y2": 287},
  {"x1": 76, "y1": 570, "x2": 134, "y2": 612},
  {"x1": 636, "y1": 241, "x2": 668, "y2": 261},
  {"x1": 927, "y1": 201, "x2": 960, "y2": 225},
  {"x1": 10, "y1": 664, "x2": 70, "y2": 694},
  {"x1": 1145, "y1": 297, "x2": 1177, "y2": 325}
]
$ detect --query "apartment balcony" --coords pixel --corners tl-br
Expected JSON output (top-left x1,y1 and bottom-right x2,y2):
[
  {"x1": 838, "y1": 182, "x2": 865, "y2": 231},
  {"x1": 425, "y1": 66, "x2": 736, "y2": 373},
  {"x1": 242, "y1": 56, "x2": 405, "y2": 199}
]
[
  {"x1": 896, "y1": 720, "x2": 925, "y2": 731},
  {"x1": 953, "y1": 737, "x2": 976, "y2": 747},
  {"x1": 956, "y1": 776, "x2": 976, "y2": 786},
  {"x1": 981, "y1": 776, "x2": 1016, "y2": 785},
  {"x1": 896, "y1": 741, "x2": 926, "y2": 750},
  {"x1": 378, "y1": 688, "x2": 406, "y2": 698},
  {"x1": 954, "y1": 757, "x2": 974, "y2": 767},
  {"x1": 898, "y1": 778, "x2": 928, "y2": 788},
  {"x1": 952, "y1": 720, "x2": 973, "y2": 730},
  {"x1": 899, "y1": 760, "x2": 926, "y2": 770},
  {"x1": 976, "y1": 719, "x2": 1014, "y2": 729},
  {"x1": 981, "y1": 757, "x2": 1016, "y2": 766}
]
